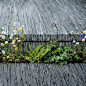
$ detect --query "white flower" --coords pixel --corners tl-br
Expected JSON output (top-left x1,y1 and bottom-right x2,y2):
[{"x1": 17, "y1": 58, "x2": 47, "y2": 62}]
[
  {"x1": 7, "y1": 55, "x2": 9, "y2": 58},
  {"x1": 12, "y1": 39, "x2": 16, "y2": 43},
  {"x1": 12, "y1": 28, "x2": 14, "y2": 30},
  {"x1": 1, "y1": 35, "x2": 5, "y2": 39},
  {"x1": 84, "y1": 36, "x2": 86, "y2": 38},
  {"x1": 5, "y1": 41, "x2": 8, "y2": 44},
  {"x1": 14, "y1": 22, "x2": 16, "y2": 26},
  {"x1": 1, "y1": 31, "x2": 6, "y2": 35},
  {"x1": 1, "y1": 43, "x2": 4, "y2": 46},
  {"x1": 13, "y1": 45, "x2": 16, "y2": 47},
  {"x1": 11, "y1": 42, "x2": 15, "y2": 45},
  {"x1": 76, "y1": 42, "x2": 79, "y2": 45},
  {"x1": 10, "y1": 36, "x2": 12, "y2": 39},
  {"x1": 17, "y1": 40, "x2": 21, "y2": 42},
  {"x1": 11, "y1": 34, "x2": 13, "y2": 36},
  {"x1": 2, "y1": 50, "x2": 5, "y2": 54},
  {"x1": 83, "y1": 31, "x2": 86, "y2": 34},
  {"x1": 73, "y1": 40, "x2": 76, "y2": 43},
  {"x1": 2, "y1": 27, "x2": 5, "y2": 30},
  {"x1": 82, "y1": 38, "x2": 85, "y2": 42},
  {"x1": 14, "y1": 32, "x2": 17, "y2": 35}
]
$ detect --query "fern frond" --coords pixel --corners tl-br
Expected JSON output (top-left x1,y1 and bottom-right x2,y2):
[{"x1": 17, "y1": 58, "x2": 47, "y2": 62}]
[
  {"x1": 34, "y1": 47, "x2": 51, "y2": 62},
  {"x1": 25, "y1": 56, "x2": 32, "y2": 61},
  {"x1": 24, "y1": 42, "x2": 51, "y2": 63},
  {"x1": 33, "y1": 44, "x2": 43, "y2": 57},
  {"x1": 29, "y1": 44, "x2": 33, "y2": 52},
  {"x1": 28, "y1": 51, "x2": 34, "y2": 57}
]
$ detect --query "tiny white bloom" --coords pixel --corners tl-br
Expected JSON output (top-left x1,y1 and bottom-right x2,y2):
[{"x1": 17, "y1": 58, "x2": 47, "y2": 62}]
[
  {"x1": 83, "y1": 31, "x2": 86, "y2": 34},
  {"x1": 13, "y1": 45, "x2": 16, "y2": 47},
  {"x1": 14, "y1": 22, "x2": 16, "y2": 26},
  {"x1": 1, "y1": 35, "x2": 5, "y2": 39},
  {"x1": 11, "y1": 42, "x2": 15, "y2": 45},
  {"x1": 84, "y1": 36, "x2": 86, "y2": 38},
  {"x1": 2, "y1": 50, "x2": 5, "y2": 54},
  {"x1": 5, "y1": 41, "x2": 8, "y2": 44},
  {"x1": 17, "y1": 40, "x2": 21, "y2": 42},
  {"x1": 1, "y1": 31, "x2": 6, "y2": 35},
  {"x1": 77, "y1": 33, "x2": 79, "y2": 34},
  {"x1": 1, "y1": 43, "x2": 4, "y2": 46},
  {"x1": 10, "y1": 36, "x2": 12, "y2": 39},
  {"x1": 76, "y1": 42, "x2": 79, "y2": 45},
  {"x1": 11, "y1": 34, "x2": 13, "y2": 36},
  {"x1": 73, "y1": 40, "x2": 76, "y2": 43},
  {"x1": 2, "y1": 27, "x2": 5, "y2": 29},
  {"x1": 82, "y1": 38, "x2": 85, "y2": 42},
  {"x1": 12, "y1": 28, "x2": 14, "y2": 30},
  {"x1": 14, "y1": 32, "x2": 17, "y2": 35},
  {"x1": 13, "y1": 39, "x2": 16, "y2": 43},
  {"x1": 7, "y1": 55, "x2": 9, "y2": 58}
]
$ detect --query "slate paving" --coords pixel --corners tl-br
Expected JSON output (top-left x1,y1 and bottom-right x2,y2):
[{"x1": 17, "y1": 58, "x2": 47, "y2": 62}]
[
  {"x1": 0, "y1": 63, "x2": 86, "y2": 86},
  {"x1": 0, "y1": 0, "x2": 86, "y2": 50}
]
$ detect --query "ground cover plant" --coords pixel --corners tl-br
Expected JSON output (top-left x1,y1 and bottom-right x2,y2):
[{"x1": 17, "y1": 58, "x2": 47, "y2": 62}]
[
  {"x1": 0, "y1": 23, "x2": 86, "y2": 66},
  {"x1": 0, "y1": 23, "x2": 28, "y2": 63},
  {"x1": 23, "y1": 42, "x2": 51, "y2": 63}
]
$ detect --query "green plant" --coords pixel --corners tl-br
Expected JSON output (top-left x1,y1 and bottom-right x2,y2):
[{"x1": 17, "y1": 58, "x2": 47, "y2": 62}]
[
  {"x1": 70, "y1": 27, "x2": 86, "y2": 60},
  {"x1": 0, "y1": 22, "x2": 86, "y2": 66},
  {"x1": 42, "y1": 40, "x2": 59, "y2": 59},
  {"x1": 24, "y1": 42, "x2": 51, "y2": 63},
  {"x1": 0, "y1": 23, "x2": 28, "y2": 62},
  {"x1": 43, "y1": 39, "x2": 82, "y2": 66}
]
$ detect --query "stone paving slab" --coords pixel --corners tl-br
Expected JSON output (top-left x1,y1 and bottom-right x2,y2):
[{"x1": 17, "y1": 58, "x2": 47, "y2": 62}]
[
  {"x1": 0, "y1": 0, "x2": 86, "y2": 42},
  {"x1": 0, "y1": 63, "x2": 86, "y2": 86}
]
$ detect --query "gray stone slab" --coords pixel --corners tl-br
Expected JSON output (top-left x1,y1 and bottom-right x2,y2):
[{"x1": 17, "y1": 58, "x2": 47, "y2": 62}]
[
  {"x1": 0, "y1": 64, "x2": 4, "y2": 86},
  {"x1": 0, "y1": 63, "x2": 86, "y2": 86},
  {"x1": 68, "y1": 63, "x2": 85, "y2": 86},
  {"x1": 0, "y1": 0, "x2": 86, "y2": 42}
]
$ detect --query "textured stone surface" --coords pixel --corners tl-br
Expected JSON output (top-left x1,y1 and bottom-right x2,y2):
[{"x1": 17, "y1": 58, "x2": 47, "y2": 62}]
[
  {"x1": 0, "y1": 63, "x2": 86, "y2": 86},
  {"x1": 0, "y1": 0, "x2": 86, "y2": 49}
]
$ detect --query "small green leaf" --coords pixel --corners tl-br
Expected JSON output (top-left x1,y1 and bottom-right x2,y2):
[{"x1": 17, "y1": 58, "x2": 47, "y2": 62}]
[
  {"x1": 53, "y1": 40, "x2": 58, "y2": 45},
  {"x1": 83, "y1": 60, "x2": 86, "y2": 62},
  {"x1": 50, "y1": 58, "x2": 55, "y2": 62},
  {"x1": 44, "y1": 60, "x2": 49, "y2": 63},
  {"x1": 56, "y1": 56, "x2": 60, "y2": 60},
  {"x1": 63, "y1": 61, "x2": 67, "y2": 64}
]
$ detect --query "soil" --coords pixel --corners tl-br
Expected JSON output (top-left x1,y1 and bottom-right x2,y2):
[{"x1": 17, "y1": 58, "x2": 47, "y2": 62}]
[{"x1": 0, "y1": 59, "x2": 85, "y2": 64}]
